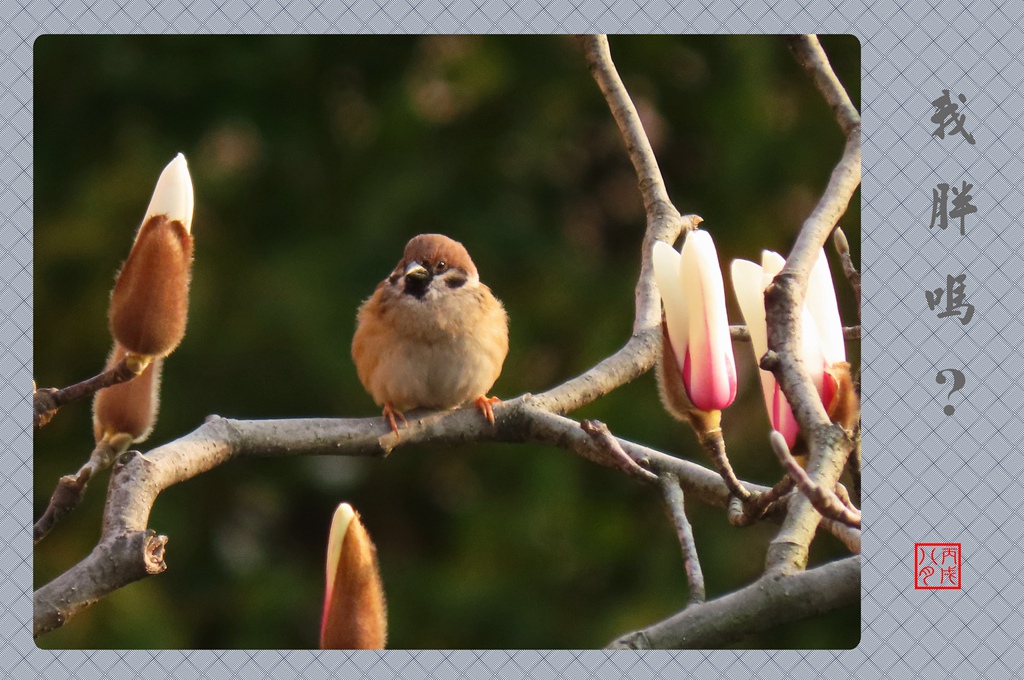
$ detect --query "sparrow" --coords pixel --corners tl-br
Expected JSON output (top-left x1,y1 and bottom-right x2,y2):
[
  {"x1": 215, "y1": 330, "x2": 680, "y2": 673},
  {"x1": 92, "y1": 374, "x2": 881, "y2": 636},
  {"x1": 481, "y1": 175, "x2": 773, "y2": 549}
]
[{"x1": 352, "y1": 233, "x2": 509, "y2": 434}]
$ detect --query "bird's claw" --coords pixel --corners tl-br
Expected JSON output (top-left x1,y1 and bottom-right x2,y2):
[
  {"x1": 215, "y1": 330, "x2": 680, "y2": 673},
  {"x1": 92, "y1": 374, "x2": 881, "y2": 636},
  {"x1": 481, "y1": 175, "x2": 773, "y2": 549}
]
[
  {"x1": 382, "y1": 402, "x2": 407, "y2": 437},
  {"x1": 474, "y1": 396, "x2": 501, "y2": 425}
]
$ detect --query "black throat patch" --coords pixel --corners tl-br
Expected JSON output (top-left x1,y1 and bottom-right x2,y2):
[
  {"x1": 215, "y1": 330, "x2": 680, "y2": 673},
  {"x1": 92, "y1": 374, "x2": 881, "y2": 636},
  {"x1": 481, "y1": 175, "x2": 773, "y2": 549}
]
[{"x1": 403, "y1": 275, "x2": 430, "y2": 299}]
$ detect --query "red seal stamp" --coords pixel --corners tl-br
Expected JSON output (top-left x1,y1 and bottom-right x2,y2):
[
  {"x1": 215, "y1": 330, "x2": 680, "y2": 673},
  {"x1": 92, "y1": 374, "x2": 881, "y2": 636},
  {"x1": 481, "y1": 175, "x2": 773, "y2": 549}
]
[{"x1": 914, "y1": 543, "x2": 961, "y2": 589}]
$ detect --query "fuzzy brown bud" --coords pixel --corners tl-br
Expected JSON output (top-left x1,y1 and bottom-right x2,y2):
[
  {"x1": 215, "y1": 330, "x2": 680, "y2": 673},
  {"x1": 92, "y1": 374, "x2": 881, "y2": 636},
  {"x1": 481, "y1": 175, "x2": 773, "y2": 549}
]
[
  {"x1": 108, "y1": 154, "x2": 195, "y2": 358},
  {"x1": 825, "y1": 361, "x2": 860, "y2": 433},
  {"x1": 92, "y1": 343, "x2": 162, "y2": 444},
  {"x1": 320, "y1": 504, "x2": 387, "y2": 650}
]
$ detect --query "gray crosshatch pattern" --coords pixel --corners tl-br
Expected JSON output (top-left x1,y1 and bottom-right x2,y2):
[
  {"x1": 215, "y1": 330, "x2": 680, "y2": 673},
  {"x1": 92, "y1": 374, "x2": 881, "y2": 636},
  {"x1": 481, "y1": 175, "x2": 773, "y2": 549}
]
[{"x1": 3, "y1": 0, "x2": 1024, "y2": 677}]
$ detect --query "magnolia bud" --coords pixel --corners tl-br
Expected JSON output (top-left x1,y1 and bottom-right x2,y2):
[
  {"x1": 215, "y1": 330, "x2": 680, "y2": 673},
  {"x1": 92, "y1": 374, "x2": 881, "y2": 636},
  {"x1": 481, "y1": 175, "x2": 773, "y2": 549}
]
[
  {"x1": 320, "y1": 503, "x2": 387, "y2": 649},
  {"x1": 731, "y1": 248, "x2": 853, "y2": 449},
  {"x1": 92, "y1": 343, "x2": 162, "y2": 445},
  {"x1": 653, "y1": 231, "x2": 737, "y2": 435},
  {"x1": 108, "y1": 154, "x2": 194, "y2": 358}
]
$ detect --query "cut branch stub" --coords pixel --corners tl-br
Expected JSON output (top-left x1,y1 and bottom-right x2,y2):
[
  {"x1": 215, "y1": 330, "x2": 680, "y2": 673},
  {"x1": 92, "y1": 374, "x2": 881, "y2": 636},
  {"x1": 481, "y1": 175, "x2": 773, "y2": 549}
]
[{"x1": 33, "y1": 530, "x2": 168, "y2": 638}]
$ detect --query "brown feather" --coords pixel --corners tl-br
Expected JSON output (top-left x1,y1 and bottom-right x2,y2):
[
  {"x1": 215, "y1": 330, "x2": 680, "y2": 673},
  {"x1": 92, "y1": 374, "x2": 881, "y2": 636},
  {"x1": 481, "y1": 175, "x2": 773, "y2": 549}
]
[
  {"x1": 398, "y1": 233, "x2": 477, "y2": 278},
  {"x1": 352, "y1": 234, "x2": 508, "y2": 412}
]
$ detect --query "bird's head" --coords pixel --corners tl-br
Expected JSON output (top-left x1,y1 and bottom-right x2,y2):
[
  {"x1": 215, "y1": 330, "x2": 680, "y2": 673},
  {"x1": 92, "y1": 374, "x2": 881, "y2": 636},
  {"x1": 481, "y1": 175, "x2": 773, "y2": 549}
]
[{"x1": 388, "y1": 233, "x2": 479, "y2": 300}]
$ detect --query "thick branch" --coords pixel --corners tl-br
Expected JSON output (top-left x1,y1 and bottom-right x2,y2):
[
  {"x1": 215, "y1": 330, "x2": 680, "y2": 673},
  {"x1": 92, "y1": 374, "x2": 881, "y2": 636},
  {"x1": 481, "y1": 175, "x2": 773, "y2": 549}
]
[
  {"x1": 33, "y1": 398, "x2": 860, "y2": 636},
  {"x1": 608, "y1": 555, "x2": 860, "y2": 649},
  {"x1": 763, "y1": 35, "x2": 861, "y2": 575},
  {"x1": 33, "y1": 530, "x2": 167, "y2": 636}
]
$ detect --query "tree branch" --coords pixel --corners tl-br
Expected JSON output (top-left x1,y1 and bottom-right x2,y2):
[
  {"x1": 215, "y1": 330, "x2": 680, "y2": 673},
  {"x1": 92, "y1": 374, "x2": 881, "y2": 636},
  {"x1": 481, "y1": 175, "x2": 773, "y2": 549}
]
[
  {"x1": 784, "y1": 35, "x2": 860, "y2": 137},
  {"x1": 660, "y1": 473, "x2": 705, "y2": 604},
  {"x1": 697, "y1": 427, "x2": 752, "y2": 502},
  {"x1": 34, "y1": 356, "x2": 146, "y2": 429},
  {"x1": 34, "y1": 529, "x2": 167, "y2": 635},
  {"x1": 729, "y1": 474, "x2": 796, "y2": 527},
  {"x1": 833, "y1": 227, "x2": 861, "y2": 311},
  {"x1": 770, "y1": 431, "x2": 861, "y2": 529},
  {"x1": 532, "y1": 35, "x2": 700, "y2": 415},
  {"x1": 581, "y1": 420, "x2": 658, "y2": 482},
  {"x1": 730, "y1": 324, "x2": 860, "y2": 342},
  {"x1": 764, "y1": 34, "x2": 861, "y2": 575},
  {"x1": 33, "y1": 397, "x2": 859, "y2": 637},
  {"x1": 34, "y1": 438, "x2": 128, "y2": 544},
  {"x1": 607, "y1": 555, "x2": 860, "y2": 649}
]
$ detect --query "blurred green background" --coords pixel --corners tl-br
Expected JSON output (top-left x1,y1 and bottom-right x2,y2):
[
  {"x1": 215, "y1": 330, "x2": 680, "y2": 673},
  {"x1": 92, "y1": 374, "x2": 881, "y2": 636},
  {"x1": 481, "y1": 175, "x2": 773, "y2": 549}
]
[{"x1": 34, "y1": 35, "x2": 861, "y2": 649}]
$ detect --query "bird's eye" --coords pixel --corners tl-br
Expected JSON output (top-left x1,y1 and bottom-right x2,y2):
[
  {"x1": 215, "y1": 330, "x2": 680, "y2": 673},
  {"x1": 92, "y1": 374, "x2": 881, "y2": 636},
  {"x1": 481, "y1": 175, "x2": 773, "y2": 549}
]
[{"x1": 435, "y1": 261, "x2": 447, "y2": 272}]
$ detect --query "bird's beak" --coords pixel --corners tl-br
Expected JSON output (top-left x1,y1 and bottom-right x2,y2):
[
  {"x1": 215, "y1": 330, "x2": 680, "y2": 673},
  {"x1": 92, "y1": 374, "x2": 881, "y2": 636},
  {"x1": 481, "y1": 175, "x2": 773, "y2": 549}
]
[
  {"x1": 404, "y1": 262, "x2": 430, "y2": 281},
  {"x1": 402, "y1": 262, "x2": 432, "y2": 298}
]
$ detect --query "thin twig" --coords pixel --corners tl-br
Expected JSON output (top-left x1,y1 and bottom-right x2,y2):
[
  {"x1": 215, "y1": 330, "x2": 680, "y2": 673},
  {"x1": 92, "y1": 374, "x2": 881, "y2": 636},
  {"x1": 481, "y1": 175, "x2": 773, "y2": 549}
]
[
  {"x1": 34, "y1": 438, "x2": 129, "y2": 544},
  {"x1": 832, "y1": 481, "x2": 860, "y2": 515},
  {"x1": 34, "y1": 357, "x2": 144, "y2": 429},
  {"x1": 581, "y1": 420, "x2": 658, "y2": 482},
  {"x1": 698, "y1": 428, "x2": 752, "y2": 502},
  {"x1": 784, "y1": 35, "x2": 860, "y2": 136},
  {"x1": 770, "y1": 431, "x2": 860, "y2": 529},
  {"x1": 577, "y1": 35, "x2": 680, "y2": 230},
  {"x1": 659, "y1": 473, "x2": 705, "y2": 604},
  {"x1": 833, "y1": 227, "x2": 860, "y2": 310}
]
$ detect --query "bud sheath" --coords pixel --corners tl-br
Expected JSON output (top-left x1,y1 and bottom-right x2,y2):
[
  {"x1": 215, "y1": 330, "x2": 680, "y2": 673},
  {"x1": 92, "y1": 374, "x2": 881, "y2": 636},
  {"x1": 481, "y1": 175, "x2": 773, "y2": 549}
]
[
  {"x1": 108, "y1": 154, "x2": 195, "y2": 357},
  {"x1": 92, "y1": 343, "x2": 162, "y2": 444},
  {"x1": 320, "y1": 504, "x2": 387, "y2": 649}
]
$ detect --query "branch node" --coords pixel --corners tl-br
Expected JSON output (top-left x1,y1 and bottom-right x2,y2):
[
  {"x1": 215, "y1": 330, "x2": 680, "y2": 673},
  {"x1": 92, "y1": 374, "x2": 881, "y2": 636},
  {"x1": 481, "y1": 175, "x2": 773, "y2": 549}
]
[
  {"x1": 769, "y1": 431, "x2": 860, "y2": 529},
  {"x1": 833, "y1": 226, "x2": 861, "y2": 309},
  {"x1": 114, "y1": 450, "x2": 142, "y2": 470},
  {"x1": 607, "y1": 630, "x2": 652, "y2": 650},
  {"x1": 581, "y1": 420, "x2": 659, "y2": 482},
  {"x1": 759, "y1": 350, "x2": 781, "y2": 372}
]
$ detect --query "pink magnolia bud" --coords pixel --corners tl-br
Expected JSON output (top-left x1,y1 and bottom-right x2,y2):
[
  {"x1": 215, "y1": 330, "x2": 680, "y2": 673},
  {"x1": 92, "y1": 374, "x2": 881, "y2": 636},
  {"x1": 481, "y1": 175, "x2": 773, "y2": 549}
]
[
  {"x1": 730, "y1": 249, "x2": 845, "y2": 447},
  {"x1": 108, "y1": 154, "x2": 194, "y2": 358},
  {"x1": 320, "y1": 503, "x2": 387, "y2": 650},
  {"x1": 653, "y1": 230, "x2": 737, "y2": 413}
]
